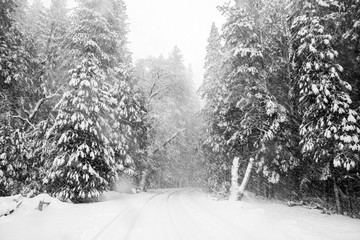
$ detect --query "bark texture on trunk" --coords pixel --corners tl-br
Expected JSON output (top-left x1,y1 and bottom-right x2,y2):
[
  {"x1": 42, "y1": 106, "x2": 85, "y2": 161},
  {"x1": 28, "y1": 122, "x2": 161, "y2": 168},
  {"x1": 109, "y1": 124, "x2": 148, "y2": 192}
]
[
  {"x1": 238, "y1": 158, "x2": 254, "y2": 200},
  {"x1": 333, "y1": 179, "x2": 342, "y2": 214},
  {"x1": 139, "y1": 169, "x2": 149, "y2": 192},
  {"x1": 229, "y1": 157, "x2": 240, "y2": 201}
]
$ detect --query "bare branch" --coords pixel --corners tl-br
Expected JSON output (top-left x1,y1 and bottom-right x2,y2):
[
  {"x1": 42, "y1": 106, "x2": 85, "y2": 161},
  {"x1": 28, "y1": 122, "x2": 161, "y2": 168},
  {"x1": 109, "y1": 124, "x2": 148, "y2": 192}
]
[
  {"x1": 11, "y1": 115, "x2": 35, "y2": 129},
  {"x1": 28, "y1": 93, "x2": 61, "y2": 121},
  {"x1": 152, "y1": 128, "x2": 185, "y2": 155},
  {"x1": 28, "y1": 83, "x2": 66, "y2": 121}
]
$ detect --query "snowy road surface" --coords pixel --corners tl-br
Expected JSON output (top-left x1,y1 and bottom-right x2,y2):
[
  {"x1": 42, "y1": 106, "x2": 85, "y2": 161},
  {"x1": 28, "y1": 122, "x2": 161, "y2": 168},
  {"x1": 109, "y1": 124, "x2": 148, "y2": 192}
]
[{"x1": 1, "y1": 189, "x2": 360, "y2": 240}]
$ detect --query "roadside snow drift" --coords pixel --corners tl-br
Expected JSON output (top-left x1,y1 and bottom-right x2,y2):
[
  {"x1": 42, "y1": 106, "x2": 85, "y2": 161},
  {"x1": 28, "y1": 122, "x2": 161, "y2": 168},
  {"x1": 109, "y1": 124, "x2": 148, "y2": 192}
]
[{"x1": 0, "y1": 189, "x2": 359, "y2": 240}]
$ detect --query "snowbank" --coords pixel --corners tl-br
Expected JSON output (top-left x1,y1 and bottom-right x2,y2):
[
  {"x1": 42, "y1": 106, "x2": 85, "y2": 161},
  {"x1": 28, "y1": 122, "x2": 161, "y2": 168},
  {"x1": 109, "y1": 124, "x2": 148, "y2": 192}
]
[
  {"x1": 1, "y1": 190, "x2": 359, "y2": 240},
  {"x1": 0, "y1": 194, "x2": 23, "y2": 217},
  {"x1": 0, "y1": 192, "x2": 136, "y2": 240},
  {"x1": 0, "y1": 193, "x2": 67, "y2": 219}
]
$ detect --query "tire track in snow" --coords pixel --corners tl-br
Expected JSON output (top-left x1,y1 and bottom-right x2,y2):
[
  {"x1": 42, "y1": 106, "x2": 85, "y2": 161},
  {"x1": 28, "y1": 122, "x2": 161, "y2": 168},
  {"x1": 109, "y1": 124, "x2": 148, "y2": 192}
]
[
  {"x1": 170, "y1": 189, "x2": 253, "y2": 240},
  {"x1": 165, "y1": 189, "x2": 186, "y2": 240},
  {"x1": 91, "y1": 192, "x2": 163, "y2": 240},
  {"x1": 182, "y1": 191, "x2": 254, "y2": 239},
  {"x1": 121, "y1": 192, "x2": 165, "y2": 240},
  {"x1": 122, "y1": 189, "x2": 183, "y2": 240},
  {"x1": 166, "y1": 189, "x2": 216, "y2": 240}
]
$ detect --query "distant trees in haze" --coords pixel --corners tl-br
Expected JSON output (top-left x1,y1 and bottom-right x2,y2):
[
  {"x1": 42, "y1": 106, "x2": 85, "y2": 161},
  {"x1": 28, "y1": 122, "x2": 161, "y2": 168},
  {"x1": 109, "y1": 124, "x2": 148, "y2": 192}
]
[{"x1": 134, "y1": 47, "x2": 204, "y2": 190}]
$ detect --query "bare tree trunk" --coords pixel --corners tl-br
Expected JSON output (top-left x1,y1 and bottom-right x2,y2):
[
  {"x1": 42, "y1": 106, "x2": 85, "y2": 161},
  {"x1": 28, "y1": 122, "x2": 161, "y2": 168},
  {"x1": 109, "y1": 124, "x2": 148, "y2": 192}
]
[
  {"x1": 229, "y1": 157, "x2": 240, "y2": 201},
  {"x1": 238, "y1": 158, "x2": 254, "y2": 200},
  {"x1": 345, "y1": 181, "x2": 353, "y2": 216},
  {"x1": 256, "y1": 176, "x2": 261, "y2": 196},
  {"x1": 333, "y1": 179, "x2": 342, "y2": 214},
  {"x1": 229, "y1": 157, "x2": 255, "y2": 201},
  {"x1": 153, "y1": 128, "x2": 185, "y2": 155},
  {"x1": 139, "y1": 169, "x2": 149, "y2": 192}
]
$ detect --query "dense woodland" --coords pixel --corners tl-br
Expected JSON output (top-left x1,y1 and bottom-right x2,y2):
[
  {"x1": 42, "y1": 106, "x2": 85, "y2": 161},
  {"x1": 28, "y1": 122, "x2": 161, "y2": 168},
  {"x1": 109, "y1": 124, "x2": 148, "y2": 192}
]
[
  {"x1": 200, "y1": 0, "x2": 360, "y2": 216},
  {"x1": 0, "y1": 0, "x2": 204, "y2": 203},
  {"x1": 0, "y1": 0, "x2": 360, "y2": 217}
]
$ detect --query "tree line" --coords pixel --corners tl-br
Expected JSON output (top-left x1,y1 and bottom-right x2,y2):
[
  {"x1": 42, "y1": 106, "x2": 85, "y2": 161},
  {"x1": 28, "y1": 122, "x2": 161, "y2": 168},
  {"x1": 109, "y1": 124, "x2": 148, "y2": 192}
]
[
  {"x1": 0, "y1": 0, "x2": 201, "y2": 202},
  {"x1": 200, "y1": 0, "x2": 360, "y2": 216}
]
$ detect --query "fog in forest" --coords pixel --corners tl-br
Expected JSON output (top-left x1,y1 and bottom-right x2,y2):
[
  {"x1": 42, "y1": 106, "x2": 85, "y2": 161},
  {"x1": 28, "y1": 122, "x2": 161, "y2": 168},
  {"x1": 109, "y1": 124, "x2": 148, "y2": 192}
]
[{"x1": 1, "y1": 0, "x2": 360, "y2": 239}]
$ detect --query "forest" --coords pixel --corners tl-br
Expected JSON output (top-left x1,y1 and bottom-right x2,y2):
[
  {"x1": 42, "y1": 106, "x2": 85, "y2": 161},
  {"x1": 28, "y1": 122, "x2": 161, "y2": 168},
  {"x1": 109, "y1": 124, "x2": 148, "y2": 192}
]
[{"x1": 0, "y1": 0, "x2": 360, "y2": 218}]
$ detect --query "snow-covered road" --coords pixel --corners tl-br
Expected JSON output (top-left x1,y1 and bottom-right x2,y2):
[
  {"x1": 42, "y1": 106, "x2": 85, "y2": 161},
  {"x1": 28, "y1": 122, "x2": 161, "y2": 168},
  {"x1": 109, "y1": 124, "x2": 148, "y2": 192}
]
[{"x1": 1, "y1": 189, "x2": 360, "y2": 240}]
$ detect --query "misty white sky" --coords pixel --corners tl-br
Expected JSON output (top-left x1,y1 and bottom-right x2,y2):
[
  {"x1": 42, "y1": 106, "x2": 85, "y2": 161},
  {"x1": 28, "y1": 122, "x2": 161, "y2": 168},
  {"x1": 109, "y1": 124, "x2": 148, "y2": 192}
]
[
  {"x1": 124, "y1": 0, "x2": 226, "y2": 88},
  {"x1": 38, "y1": 0, "x2": 227, "y2": 88}
]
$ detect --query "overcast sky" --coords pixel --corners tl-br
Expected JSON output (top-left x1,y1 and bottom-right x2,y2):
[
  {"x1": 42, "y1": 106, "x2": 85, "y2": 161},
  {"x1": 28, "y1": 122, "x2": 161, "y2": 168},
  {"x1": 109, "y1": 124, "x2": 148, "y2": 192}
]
[
  {"x1": 124, "y1": 0, "x2": 226, "y2": 88},
  {"x1": 39, "y1": 0, "x2": 226, "y2": 88}
]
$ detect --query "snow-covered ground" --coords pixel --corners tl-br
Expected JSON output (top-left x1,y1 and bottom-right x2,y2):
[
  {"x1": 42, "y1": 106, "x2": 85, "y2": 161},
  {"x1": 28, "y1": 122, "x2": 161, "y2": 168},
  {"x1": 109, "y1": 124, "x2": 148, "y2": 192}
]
[{"x1": 0, "y1": 189, "x2": 359, "y2": 240}]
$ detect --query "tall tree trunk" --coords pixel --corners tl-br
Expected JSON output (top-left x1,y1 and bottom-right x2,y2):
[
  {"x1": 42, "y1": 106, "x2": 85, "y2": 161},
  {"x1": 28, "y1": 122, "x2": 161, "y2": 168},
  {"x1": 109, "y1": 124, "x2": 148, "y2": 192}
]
[
  {"x1": 333, "y1": 179, "x2": 342, "y2": 214},
  {"x1": 238, "y1": 158, "x2": 254, "y2": 200},
  {"x1": 229, "y1": 157, "x2": 240, "y2": 201},
  {"x1": 139, "y1": 169, "x2": 149, "y2": 192},
  {"x1": 256, "y1": 176, "x2": 261, "y2": 196},
  {"x1": 345, "y1": 181, "x2": 353, "y2": 216}
]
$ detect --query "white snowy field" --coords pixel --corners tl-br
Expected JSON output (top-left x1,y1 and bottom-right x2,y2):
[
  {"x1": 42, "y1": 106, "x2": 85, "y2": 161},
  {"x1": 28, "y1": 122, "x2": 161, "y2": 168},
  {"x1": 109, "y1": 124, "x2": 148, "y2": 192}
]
[{"x1": 0, "y1": 189, "x2": 359, "y2": 240}]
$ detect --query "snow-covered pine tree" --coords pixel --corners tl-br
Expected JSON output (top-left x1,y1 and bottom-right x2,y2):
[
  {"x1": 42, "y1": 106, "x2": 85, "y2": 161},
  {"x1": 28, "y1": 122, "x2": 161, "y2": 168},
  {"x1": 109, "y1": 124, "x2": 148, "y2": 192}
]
[
  {"x1": 343, "y1": 0, "x2": 360, "y2": 62},
  {"x1": 290, "y1": 0, "x2": 360, "y2": 211},
  {"x1": 167, "y1": 46, "x2": 192, "y2": 106},
  {"x1": 61, "y1": 0, "x2": 149, "y2": 192},
  {"x1": 106, "y1": 0, "x2": 131, "y2": 66},
  {"x1": 0, "y1": 0, "x2": 44, "y2": 196},
  {"x1": 200, "y1": 23, "x2": 222, "y2": 104},
  {"x1": 12, "y1": 0, "x2": 29, "y2": 29},
  {"x1": 221, "y1": 1, "x2": 275, "y2": 199},
  {"x1": 250, "y1": 0, "x2": 300, "y2": 190},
  {"x1": 45, "y1": 52, "x2": 118, "y2": 202},
  {"x1": 108, "y1": 69, "x2": 147, "y2": 176},
  {"x1": 64, "y1": 0, "x2": 121, "y2": 72},
  {"x1": 199, "y1": 23, "x2": 232, "y2": 193},
  {"x1": 208, "y1": 0, "x2": 298, "y2": 199},
  {"x1": 42, "y1": 0, "x2": 69, "y2": 90},
  {"x1": 0, "y1": 128, "x2": 28, "y2": 196},
  {"x1": 342, "y1": 1, "x2": 360, "y2": 110},
  {"x1": 25, "y1": 0, "x2": 48, "y2": 55}
]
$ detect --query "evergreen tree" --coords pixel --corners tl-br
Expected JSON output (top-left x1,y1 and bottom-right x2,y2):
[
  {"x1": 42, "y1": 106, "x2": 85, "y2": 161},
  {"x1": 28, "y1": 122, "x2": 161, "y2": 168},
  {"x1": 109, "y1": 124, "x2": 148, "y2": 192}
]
[
  {"x1": 218, "y1": 1, "x2": 297, "y2": 199},
  {"x1": 12, "y1": 0, "x2": 29, "y2": 29},
  {"x1": 43, "y1": 0, "x2": 69, "y2": 89},
  {"x1": 0, "y1": 0, "x2": 43, "y2": 196},
  {"x1": 108, "y1": 70, "x2": 148, "y2": 176},
  {"x1": 199, "y1": 23, "x2": 222, "y2": 107},
  {"x1": 200, "y1": 0, "x2": 300, "y2": 199},
  {"x1": 26, "y1": 0, "x2": 48, "y2": 55},
  {"x1": 199, "y1": 23, "x2": 232, "y2": 192},
  {"x1": 342, "y1": 1, "x2": 360, "y2": 112},
  {"x1": 45, "y1": 53, "x2": 118, "y2": 202},
  {"x1": 107, "y1": 0, "x2": 131, "y2": 65},
  {"x1": 65, "y1": 0, "x2": 128, "y2": 73},
  {"x1": 290, "y1": 0, "x2": 360, "y2": 212}
]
